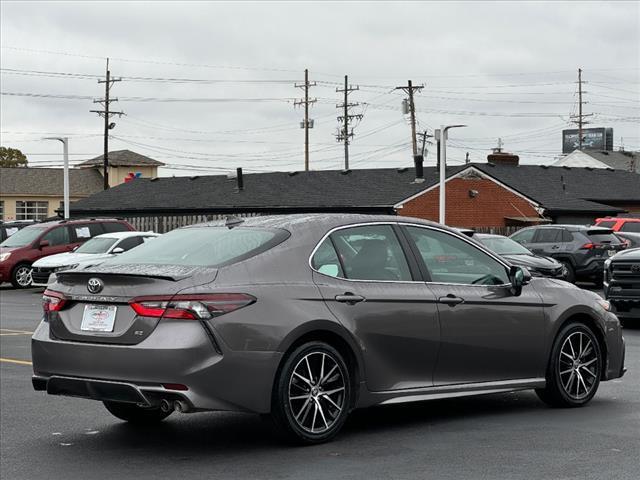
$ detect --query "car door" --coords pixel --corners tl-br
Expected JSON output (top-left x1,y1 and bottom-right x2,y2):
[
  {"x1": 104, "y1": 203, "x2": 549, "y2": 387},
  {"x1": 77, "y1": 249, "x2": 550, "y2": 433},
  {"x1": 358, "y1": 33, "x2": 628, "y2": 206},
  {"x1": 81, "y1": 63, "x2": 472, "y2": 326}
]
[
  {"x1": 311, "y1": 223, "x2": 440, "y2": 392},
  {"x1": 402, "y1": 225, "x2": 545, "y2": 385},
  {"x1": 38, "y1": 226, "x2": 74, "y2": 258},
  {"x1": 529, "y1": 228, "x2": 562, "y2": 257}
]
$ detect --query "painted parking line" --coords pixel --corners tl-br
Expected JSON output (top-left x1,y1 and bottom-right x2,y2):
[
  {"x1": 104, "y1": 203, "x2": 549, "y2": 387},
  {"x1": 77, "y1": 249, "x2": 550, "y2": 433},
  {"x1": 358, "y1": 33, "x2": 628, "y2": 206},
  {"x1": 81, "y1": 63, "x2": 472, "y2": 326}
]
[
  {"x1": 0, "y1": 328, "x2": 34, "y2": 336},
  {"x1": 0, "y1": 357, "x2": 32, "y2": 366}
]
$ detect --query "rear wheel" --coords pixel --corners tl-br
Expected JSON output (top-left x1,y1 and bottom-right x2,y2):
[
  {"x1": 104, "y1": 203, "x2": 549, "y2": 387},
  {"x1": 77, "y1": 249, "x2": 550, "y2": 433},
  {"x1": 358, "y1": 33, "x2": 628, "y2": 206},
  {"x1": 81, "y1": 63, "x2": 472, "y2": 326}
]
[
  {"x1": 103, "y1": 401, "x2": 172, "y2": 424},
  {"x1": 536, "y1": 323, "x2": 602, "y2": 408},
  {"x1": 560, "y1": 261, "x2": 575, "y2": 283},
  {"x1": 270, "y1": 341, "x2": 352, "y2": 444},
  {"x1": 11, "y1": 263, "x2": 32, "y2": 288}
]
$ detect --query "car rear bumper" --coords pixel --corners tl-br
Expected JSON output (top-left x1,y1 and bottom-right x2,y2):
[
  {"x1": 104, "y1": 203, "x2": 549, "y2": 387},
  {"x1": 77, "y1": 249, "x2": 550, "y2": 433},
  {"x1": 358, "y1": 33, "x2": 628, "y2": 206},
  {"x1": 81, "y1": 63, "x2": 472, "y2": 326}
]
[{"x1": 31, "y1": 320, "x2": 282, "y2": 413}]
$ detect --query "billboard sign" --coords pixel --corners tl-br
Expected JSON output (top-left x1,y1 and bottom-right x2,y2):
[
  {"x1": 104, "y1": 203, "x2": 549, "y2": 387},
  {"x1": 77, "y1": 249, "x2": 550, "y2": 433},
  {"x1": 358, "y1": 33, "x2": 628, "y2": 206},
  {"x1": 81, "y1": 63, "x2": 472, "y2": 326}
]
[{"x1": 562, "y1": 128, "x2": 613, "y2": 153}]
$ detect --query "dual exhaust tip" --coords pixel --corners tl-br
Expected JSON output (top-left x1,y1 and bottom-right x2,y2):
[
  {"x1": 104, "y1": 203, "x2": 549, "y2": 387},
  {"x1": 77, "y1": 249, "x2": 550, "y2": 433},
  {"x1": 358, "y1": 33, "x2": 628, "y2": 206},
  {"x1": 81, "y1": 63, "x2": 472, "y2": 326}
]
[{"x1": 160, "y1": 398, "x2": 190, "y2": 413}]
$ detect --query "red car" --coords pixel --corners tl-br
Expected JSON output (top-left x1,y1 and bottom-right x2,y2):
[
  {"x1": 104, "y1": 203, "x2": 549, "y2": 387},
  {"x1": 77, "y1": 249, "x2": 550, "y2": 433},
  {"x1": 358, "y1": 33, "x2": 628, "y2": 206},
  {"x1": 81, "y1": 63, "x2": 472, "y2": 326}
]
[
  {"x1": 0, "y1": 218, "x2": 134, "y2": 288},
  {"x1": 595, "y1": 217, "x2": 640, "y2": 233}
]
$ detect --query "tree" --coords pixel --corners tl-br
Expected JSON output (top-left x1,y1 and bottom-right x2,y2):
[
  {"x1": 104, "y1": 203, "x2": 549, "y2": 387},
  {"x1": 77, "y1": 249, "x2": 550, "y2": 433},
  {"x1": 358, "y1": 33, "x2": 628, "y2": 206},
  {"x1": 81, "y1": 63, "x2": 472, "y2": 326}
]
[{"x1": 0, "y1": 147, "x2": 28, "y2": 167}]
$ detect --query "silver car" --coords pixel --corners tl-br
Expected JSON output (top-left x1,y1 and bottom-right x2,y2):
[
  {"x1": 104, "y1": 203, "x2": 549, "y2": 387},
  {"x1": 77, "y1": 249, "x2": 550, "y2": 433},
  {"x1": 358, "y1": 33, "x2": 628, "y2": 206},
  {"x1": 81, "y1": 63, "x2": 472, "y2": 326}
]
[{"x1": 32, "y1": 214, "x2": 626, "y2": 444}]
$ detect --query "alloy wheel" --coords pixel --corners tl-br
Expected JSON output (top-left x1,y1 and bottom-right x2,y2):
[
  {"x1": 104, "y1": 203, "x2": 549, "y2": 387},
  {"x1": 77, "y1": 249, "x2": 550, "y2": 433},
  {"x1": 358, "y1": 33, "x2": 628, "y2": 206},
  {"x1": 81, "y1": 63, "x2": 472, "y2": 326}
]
[
  {"x1": 288, "y1": 351, "x2": 346, "y2": 434},
  {"x1": 15, "y1": 266, "x2": 32, "y2": 287},
  {"x1": 558, "y1": 331, "x2": 599, "y2": 400}
]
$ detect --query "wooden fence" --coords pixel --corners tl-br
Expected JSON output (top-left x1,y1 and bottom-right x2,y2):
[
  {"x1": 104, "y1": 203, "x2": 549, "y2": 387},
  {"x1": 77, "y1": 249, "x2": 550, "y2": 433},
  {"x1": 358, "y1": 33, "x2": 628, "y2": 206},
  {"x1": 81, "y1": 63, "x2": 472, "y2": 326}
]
[{"x1": 125, "y1": 213, "x2": 262, "y2": 233}]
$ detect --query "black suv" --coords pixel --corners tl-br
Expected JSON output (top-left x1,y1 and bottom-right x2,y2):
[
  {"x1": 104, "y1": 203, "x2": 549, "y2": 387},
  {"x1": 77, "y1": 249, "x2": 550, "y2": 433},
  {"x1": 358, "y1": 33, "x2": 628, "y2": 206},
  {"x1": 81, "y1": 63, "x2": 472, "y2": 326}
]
[
  {"x1": 604, "y1": 248, "x2": 640, "y2": 326},
  {"x1": 510, "y1": 225, "x2": 625, "y2": 284},
  {"x1": 0, "y1": 220, "x2": 37, "y2": 242}
]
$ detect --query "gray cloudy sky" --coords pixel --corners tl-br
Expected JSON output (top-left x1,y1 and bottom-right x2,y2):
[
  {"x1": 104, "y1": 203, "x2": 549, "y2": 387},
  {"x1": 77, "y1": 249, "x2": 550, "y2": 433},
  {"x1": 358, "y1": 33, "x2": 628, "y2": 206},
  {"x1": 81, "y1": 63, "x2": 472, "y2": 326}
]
[{"x1": 1, "y1": 0, "x2": 638, "y2": 176}]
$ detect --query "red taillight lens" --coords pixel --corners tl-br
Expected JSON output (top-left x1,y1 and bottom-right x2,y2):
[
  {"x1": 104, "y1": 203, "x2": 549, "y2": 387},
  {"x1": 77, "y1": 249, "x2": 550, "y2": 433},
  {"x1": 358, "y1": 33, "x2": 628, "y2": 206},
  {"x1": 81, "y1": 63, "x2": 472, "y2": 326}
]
[
  {"x1": 129, "y1": 294, "x2": 255, "y2": 320},
  {"x1": 43, "y1": 289, "x2": 67, "y2": 313},
  {"x1": 580, "y1": 243, "x2": 595, "y2": 249}
]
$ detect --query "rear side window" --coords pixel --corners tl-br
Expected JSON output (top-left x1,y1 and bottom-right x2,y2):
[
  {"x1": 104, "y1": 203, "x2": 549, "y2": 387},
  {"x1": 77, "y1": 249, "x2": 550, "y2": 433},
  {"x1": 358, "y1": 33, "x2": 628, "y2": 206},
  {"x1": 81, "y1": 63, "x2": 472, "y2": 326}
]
[
  {"x1": 311, "y1": 238, "x2": 344, "y2": 278},
  {"x1": 102, "y1": 222, "x2": 130, "y2": 233},
  {"x1": 533, "y1": 229, "x2": 560, "y2": 243},
  {"x1": 109, "y1": 227, "x2": 288, "y2": 267},
  {"x1": 73, "y1": 224, "x2": 92, "y2": 240},
  {"x1": 328, "y1": 225, "x2": 412, "y2": 281},
  {"x1": 620, "y1": 222, "x2": 640, "y2": 233},
  {"x1": 561, "y1": 230, "x2": 573, "y2": 242},
  {"x1": 596, "y1": 220, "x2": 616, "y2": 228}
]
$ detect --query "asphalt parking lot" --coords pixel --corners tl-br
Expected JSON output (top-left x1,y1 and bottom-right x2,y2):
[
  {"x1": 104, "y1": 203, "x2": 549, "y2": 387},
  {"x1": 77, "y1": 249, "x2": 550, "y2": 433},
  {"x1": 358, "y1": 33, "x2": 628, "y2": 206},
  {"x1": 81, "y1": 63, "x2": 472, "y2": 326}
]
[{"x1": 1, "y1": 285, "x2": 638, "y2": 480}]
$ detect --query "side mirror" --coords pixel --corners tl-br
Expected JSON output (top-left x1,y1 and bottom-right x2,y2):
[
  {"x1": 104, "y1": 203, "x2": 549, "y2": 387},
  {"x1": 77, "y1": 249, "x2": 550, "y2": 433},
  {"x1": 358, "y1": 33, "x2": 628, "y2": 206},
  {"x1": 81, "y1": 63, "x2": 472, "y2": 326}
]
[
  {"x1": 39, "y1": 240, "x2": 50, "y2": 249},
  {"x1": 111, "y1": 247, "x2": 125, "y2": 254},
  {"x1": 509, "y1": 266, "x2": 531, "y2": 296}
]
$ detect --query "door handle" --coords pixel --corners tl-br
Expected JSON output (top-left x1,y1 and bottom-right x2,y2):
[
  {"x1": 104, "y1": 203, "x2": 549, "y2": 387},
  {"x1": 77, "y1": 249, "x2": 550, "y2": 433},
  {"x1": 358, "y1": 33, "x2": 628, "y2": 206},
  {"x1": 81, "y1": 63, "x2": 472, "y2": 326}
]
[
  {"x1": 335, "y1": 293, "x2": 366, "y2": 304},
  {"x1": 551, "y1": 245, "x2": 560, "y2": 250},
  {"x1": 437, "y1": 294, "x2": 464, "y2": 306}
]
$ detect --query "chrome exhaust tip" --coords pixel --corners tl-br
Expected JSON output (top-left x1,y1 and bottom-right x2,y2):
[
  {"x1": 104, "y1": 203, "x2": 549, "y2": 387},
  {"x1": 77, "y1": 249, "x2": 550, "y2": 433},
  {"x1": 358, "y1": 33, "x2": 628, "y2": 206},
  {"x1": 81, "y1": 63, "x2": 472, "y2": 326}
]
[
  {"x1": 160, "y1": 399, "x2": 173, "y2": 413},
  {"x1": 173, "y1": 400, "x2": 189, "y2": 413}
]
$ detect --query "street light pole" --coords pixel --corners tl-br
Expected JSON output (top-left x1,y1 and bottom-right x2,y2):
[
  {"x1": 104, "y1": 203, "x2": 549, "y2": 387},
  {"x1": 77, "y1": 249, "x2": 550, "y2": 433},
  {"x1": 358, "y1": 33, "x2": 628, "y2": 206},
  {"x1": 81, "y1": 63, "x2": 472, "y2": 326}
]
[
  {"x1": 43, "y1": 137, "x2": 70, "y2": 219},
  {"x1": 436, "y1": 125, "x2": 467, "y2": 225}
]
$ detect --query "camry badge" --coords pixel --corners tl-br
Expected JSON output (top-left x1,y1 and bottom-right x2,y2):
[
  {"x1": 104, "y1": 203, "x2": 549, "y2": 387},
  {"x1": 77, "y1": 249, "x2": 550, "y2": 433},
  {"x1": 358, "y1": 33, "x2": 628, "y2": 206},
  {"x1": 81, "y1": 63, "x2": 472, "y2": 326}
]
[
  {"x1": 87, "y1": 278, "x2": 104, "y2": 294},
  {"x1": 631, "y1": 264, "x2": 640, "y2": 273}
]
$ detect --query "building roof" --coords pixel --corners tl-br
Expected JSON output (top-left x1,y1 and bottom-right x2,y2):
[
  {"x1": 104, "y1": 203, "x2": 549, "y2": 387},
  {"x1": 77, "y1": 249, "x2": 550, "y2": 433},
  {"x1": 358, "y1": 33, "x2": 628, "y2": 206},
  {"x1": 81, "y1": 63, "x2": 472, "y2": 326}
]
[
  {"x1": 77, "y1": 150, "x2": 165, "y2": 168},
  {"x1": 0, "y1": 167, "x2": 104, "y2": 197},
  {"x1": 553, "y1": 150, "x2": 639, "y2": 173},
  {"x1": 68, "y1": 162, "x2": 640, "y2": 217}
]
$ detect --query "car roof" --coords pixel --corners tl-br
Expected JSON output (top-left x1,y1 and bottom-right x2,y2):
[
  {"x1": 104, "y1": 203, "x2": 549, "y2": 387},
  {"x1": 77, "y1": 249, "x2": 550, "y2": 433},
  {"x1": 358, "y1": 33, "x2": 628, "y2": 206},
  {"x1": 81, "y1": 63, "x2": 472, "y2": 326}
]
[
  {"x1": 93, "y1": 231, "x2": 158, "y2": 240},
  {"x1": 20, "y1": 218, "x2": 128, "y2": 229},
  {"x1": 474, "y1": 233, "x2": 508, "y2": 239}
]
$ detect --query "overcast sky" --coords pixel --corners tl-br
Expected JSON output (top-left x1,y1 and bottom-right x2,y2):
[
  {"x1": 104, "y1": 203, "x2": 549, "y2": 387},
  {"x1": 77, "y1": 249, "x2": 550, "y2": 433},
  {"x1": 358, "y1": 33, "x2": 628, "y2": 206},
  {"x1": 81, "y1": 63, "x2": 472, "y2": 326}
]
[{"x1": 1, "y1": 1, "x2": 638, "y2": 176}]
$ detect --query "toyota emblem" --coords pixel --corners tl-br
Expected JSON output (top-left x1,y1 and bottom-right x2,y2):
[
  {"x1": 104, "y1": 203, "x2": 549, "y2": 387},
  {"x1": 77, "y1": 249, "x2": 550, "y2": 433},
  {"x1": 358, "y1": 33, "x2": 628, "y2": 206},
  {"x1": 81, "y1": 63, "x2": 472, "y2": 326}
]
[
  {"x1": 631, "y1": 264, "x2": 640, "y2": 274},
  {"x1": 87, "y1": 278, "x2": 104, "y2": 294}
]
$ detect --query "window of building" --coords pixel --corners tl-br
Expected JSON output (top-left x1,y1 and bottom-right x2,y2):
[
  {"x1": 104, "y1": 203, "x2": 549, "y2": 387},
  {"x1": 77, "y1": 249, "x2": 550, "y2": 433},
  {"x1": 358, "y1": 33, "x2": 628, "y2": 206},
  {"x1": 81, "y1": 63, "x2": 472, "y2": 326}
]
[
  {"x1": 0, "y1": 200, "x2": 4, "y2": 220},
  {"x1": 15, "y1": 201, "x2": 49, "y2": 221}
]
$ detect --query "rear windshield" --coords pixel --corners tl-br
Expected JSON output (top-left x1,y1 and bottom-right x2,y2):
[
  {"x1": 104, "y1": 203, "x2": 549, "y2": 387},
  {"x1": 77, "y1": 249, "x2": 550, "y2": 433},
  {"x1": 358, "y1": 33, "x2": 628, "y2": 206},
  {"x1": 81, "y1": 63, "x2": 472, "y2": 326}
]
[
  {"x1": 621, "y1": 222, "x2": 640, "y2": 233},
  {"x1": 586, "y1": 231, "x2": 621, "y2": 244},
  {"x1": 107, "y1": 226, "x2": 288, "y2": 267},
  {"x1": 75, "y1": 237, "x2": 118, "y2": 254},
  {"x1": 0, "y1": 226, "x2": 46, "y2": 248}
]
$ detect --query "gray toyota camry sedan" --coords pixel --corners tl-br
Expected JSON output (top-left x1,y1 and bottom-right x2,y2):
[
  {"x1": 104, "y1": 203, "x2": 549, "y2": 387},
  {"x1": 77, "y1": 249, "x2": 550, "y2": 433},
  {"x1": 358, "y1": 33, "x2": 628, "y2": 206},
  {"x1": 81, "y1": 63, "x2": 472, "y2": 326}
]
[{"x1": 32, "y1": 214, "x2": 626, "y2": 444}]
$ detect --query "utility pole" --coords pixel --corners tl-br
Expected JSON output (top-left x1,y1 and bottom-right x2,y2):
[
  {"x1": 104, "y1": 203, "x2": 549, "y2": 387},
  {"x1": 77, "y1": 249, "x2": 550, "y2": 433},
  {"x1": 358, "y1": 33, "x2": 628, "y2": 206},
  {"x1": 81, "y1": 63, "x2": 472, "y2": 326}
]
[
  {"x1": 294, "y1": 69, "x2": 316, "y2": 171},
  {"x1": 336, "y1": 75, "x2": 363, "y2": 170},
  {"x1": 90, "y1": 58, "x2": 123, "y2": 189},
  {"x1": 570, "y1": 68, "x2": 592, "y2": 151},
  {"x1": 417, "y1": 130, "x2": 433, "y2": 158},
  {"x1": 395, "y1": 80, "x2": 424, "y2": 158}
]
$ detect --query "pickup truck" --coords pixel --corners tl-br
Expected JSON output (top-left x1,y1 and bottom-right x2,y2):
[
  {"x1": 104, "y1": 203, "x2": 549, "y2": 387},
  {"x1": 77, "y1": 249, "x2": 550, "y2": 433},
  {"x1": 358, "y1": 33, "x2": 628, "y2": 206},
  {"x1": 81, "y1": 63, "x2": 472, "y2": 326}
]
[{"x1": 604, "y1": 248, "x2": 640, "y2": 326}]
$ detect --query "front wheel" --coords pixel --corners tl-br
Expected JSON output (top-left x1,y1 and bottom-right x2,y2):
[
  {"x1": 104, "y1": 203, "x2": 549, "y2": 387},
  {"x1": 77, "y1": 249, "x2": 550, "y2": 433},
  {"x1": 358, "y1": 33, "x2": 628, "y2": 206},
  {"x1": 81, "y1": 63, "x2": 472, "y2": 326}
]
[
  {"x1": 536, "y1": 323, "x2": 602, "y2": 408},
  {"x1": 103, "y1": 401, "x2": 172, "y2": 424},
  {"x1": 559, "y1": 261, "x2": 575, "y2": 283},
  {"x1": 11, "y1": 263, "x2": 32, "y2": 288},
  {"x1": 270, "y1": 342, "x2": 352, "y2": 444}
]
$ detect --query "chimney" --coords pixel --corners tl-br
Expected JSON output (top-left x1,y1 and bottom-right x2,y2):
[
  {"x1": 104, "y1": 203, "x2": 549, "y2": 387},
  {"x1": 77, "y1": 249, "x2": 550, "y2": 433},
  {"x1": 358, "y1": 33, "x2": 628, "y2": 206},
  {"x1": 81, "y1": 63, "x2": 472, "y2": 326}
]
[
  {"x1": 413, "y1": 155, "x2": 424, "y2": 183},
  {"x1": 236, "y1": 167, "x2": 244, "y2": 191},
  {"x1": 487, "y1": 137, "x2": 519, "y2": 165}
]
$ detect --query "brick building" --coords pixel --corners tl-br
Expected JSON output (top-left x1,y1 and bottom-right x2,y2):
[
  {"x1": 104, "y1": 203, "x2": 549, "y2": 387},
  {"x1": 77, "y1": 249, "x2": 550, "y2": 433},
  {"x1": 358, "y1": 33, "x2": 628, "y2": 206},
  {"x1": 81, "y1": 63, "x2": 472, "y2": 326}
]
[{"x1": 67, "y1": 163, "x2": 640, "y2": 233}]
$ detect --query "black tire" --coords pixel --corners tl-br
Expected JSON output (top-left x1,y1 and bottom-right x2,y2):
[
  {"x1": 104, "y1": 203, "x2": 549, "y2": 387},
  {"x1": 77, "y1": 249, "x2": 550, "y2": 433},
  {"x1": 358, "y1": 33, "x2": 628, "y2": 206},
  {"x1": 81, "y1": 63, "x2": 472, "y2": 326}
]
[
  {"x1": 270, "y1": 341, "x2": 352, "y2": 444},
  {"x1": 560, "y1": 260, "x2": 576, "y2": 284},
  {"x1": 536, "y1": 322, "x2": 602, "y2": 408},
  {"x1": 11, "y1": 263, "x2": 32, "y2": 289},
  {"x1": 103, "y1": 401, "x2": 172, "y2": 424}
]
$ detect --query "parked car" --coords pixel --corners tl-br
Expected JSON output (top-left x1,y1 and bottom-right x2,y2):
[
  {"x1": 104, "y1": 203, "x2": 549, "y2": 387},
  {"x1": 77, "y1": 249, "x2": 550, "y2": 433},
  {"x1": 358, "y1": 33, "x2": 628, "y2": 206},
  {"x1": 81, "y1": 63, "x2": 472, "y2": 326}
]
[
  {"x1": 0, "y1": 218, "x2": 134, "y2": 288},
  {"x1": 0, "y1": 220, "x2": 38, "y2": 242},
  {"x1": 615, "y1": 232, "x2": 640, "y2": 249},
  {"x1": 595, "y1": 216, "x2": 640, "y2": 233},
  {"x1": 31, "y1": 231, "x2": 159, "y2": 287},
  {"x1": 32, "y1": 214, "x2": 625, "y2": 444},
  {"x1": 510, "y1": 225, "x2": 625, "y2": 284},
  {"x1": 604, "y1": 247, "x2": 640, "y2": 326},
  {"x1": 473, "y1": 233, "x2": 567, "y2": 279}
]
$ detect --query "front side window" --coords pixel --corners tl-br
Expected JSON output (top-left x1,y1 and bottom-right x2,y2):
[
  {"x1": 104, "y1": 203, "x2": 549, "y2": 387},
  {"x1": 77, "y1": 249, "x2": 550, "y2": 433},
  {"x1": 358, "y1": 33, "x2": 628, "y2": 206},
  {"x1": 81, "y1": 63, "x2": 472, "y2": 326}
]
[
  {"x1": 114, "y1": 236, "x2": 144, "y2": 252},
  {"x1": 533, "y1": 229, "x2": 560, "y2": 243},
  {"x1": 406, "y1": 227, "x2": 509, "y2": 286},
  {"x1": 511, "y1": 228, "x2": 535, "y2": 244},
  {"x1": 329, "y1": 225, "x2": 412, "y2": 281},
  {"x1": 109, "y1": 226, "x2": 288, "y2": 267},
  {"x1": 75, "y1": 237, "x2": 119, "y2": 254},
  {"x1": 15, "y1": 201, "x2": 48, "y2": 221},
  {"x1": 0, "y1": 226, "x2": 46, "y2": 247},
  {"x1": 102, "y1": 222, "x2": 130, "y2": 233},
  {"x1": 42, "y1": 226, "x2": 70, "y2": 246}
]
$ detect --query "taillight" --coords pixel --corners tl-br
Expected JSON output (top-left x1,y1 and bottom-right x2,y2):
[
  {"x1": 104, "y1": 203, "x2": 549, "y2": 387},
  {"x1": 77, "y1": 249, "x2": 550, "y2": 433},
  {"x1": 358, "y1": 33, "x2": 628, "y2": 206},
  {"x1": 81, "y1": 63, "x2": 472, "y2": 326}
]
[
  {"x1": 43, "y1": 289, "x2": 67, "y2": 314},
  {"x1": 129, "y1": 294, "x2": 255, "y2": 320},
  {"x1": 580, "y1": 243, "x2": 596, "y2": 249}
]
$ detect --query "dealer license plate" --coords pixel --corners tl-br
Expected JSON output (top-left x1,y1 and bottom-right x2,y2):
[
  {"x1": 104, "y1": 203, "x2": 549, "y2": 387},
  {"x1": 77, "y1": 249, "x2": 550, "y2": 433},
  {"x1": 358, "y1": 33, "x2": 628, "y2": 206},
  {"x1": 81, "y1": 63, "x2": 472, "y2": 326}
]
[{"x1": 81, "y1": 304, "x2": 117, "y2": 332}]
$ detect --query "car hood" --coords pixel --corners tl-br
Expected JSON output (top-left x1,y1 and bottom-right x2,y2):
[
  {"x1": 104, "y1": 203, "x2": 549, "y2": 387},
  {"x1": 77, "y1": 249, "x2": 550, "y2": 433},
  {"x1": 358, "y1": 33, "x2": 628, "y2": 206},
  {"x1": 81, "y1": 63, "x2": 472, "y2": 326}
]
[
  {"x1": 610, "y1": 247, "x2": 640, "y2": 261},
  {"x1": 32, "y1": 252, "x2": 111, "y2": 268},
  {"x1": 501, "y1": 254, "x2": 561, "y2": 270}
]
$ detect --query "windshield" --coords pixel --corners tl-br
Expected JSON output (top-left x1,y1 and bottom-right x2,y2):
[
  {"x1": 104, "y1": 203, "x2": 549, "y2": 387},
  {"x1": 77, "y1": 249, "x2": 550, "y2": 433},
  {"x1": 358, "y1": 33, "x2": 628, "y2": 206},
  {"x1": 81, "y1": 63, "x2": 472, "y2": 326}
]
[
  {"x1": 107, "y1": 226, "x2": 288, "y2": 267},
  {"x1": 0, "y1": 226, "x2": 46, "y2": 248},
  {"x1": 478, "y1": 235, "x2": 533, "y2": 255},
  {"x1": 75, "y1": 237, "x2": 119, "y2": 254}
]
